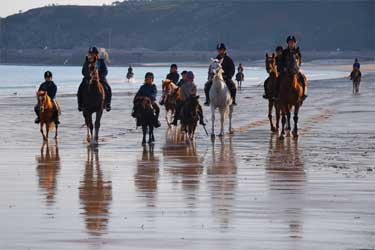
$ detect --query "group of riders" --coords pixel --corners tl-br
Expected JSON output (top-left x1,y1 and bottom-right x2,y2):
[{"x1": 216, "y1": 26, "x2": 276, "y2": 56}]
[{"x1": 34, "y1": 35, "x2": 361, "y2": 131}]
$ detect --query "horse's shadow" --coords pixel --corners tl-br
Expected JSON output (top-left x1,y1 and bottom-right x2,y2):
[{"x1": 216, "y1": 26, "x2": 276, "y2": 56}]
[
  {"x1": 79, "y1": 146, "x2": 112, "y2": 236},
  {"x1": 35, "y1": 141, "x2": 60, "y2": 206}
]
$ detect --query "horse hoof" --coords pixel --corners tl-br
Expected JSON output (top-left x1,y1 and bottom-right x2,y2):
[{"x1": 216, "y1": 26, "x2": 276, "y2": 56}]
[
  {"x1": 211, "y1": 133, "x2": 215, "y2": 138},
  {"x1": 218, "y1": 133, "x2": 224, "y2": 137},
  {"x1": 292, "y1": 131, "x2": 299, "y2": 138},
  {"x1": 271, "y1": 127, "x2": 277, "y2": 132},
  {"x1": 279, "y1": 135, "x2": 284, "y2": 140}
]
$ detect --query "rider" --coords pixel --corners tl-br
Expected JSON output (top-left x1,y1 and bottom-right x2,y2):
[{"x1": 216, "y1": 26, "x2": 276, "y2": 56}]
[
  {"x1": 77, "y1": 46, "x2": 112, "y2": 112},
  {"x1": 127, "y1": 65, "x2": 133, "y2": 74},
  {"x1": 133, "y1": 72, "x2": 161, "y2": 128},
  {"x1": 204, "y1": 43, "x2": 237, "y2": 106},
  {"x1": 177, "y1": 70, "x2": 187, "y2": 87},
  {"x1": 237, "y1": 63, "x2": 244, "y2": 73},
  {"x1": 353, "y1": 58, "x2": 360, "y2": 70},
  {"x1": 166, "y1": 64, "x2": 180, "y2": 84},
  {"x1": 263, "y1": 46, "x2": 284, "y2": 100},
  {"x1": 280, "y1": 36, "x2": 307, "y2": 100},
  {"x1": 34, "y1": 71, "x2": 60, "y2": 125},
  {"x1": 172, "y1": 71, "x2": 205, "y2": 126}
]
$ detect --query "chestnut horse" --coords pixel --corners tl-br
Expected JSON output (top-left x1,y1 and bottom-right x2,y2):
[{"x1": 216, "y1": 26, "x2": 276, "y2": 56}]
[
  {"x1": 160, "y1": 79, "x2": 180, "y2": 127},
  {"x1": 265, "y1": 53, "x2": 281, "y2": 132},
  {"x1": 278, "y1": 61, "x2": 307, "y2": 140},
  {"x1": 80, "y1": 61, "x2": 105, "y2": 145},
  {"x1": 37, "y1": 91, "x2": 58, "y2": 140}
]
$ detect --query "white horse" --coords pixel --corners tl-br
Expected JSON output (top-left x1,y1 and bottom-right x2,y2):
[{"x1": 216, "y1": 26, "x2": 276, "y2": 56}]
[{"x1": 209, "y1": 59, "x2": 233, "y2": 136}]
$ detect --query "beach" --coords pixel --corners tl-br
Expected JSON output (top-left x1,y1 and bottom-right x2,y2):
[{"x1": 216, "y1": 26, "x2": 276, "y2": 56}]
[{"x1": 0, "y1": 64, "x2": 374, "y2": 250}]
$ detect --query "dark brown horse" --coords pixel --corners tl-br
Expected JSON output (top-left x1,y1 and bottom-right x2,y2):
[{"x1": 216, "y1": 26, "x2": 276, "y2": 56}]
[
  {"x1": 134, "y1": 97, "x2": 156, "y2": 145},
  {"x1": 278, "y1": 58, "x2": 306, "y2": 140},
  {"x1": 265, "y1": 53, "x2": 281, "y2": 132},
  {"x1": 180, "y1": 96, "x2": 200, "y2": 141},
  {"x1": 80, "y1": 60, "x2": 105, "y2": 145},
  {"x1": 350, "y1": 69, "x2": 361, "y2": 94},
  {"x1": 37, "y1": 91, "x2": 58, "y2": 141}
]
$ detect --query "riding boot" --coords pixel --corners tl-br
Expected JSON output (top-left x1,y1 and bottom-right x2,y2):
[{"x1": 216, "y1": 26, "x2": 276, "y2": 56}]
[
  {"x1": 34, "y1": 105, "x2": 40, "y2": 124},
  {"x1": 198, "y1": 104, "x2": 206, "y2": 126},
  {"x1": 152, "y1": 103, "x2": 161, "y2": 128},
  {"x1": 204, "y1": 81, "x2": 212, "y2": 106},
  {"x1": 102, "y1": 79, "x2": 112, "y2": 112},
  {"x1": 299, "y1": 73, "x2": 307, "y2": 100}
]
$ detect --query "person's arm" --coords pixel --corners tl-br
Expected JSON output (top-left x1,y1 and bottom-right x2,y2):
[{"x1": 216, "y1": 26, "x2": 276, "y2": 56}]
[
  {"x1": 100, "y1": 60, "x2": 108, "y2": 78},
  {"x1": 297, "y1": 47, "x2": 302, "y2": 66},
  {"x1": 227, "y1": 57, "x2": 235, "y2": 79},
  {"x1": 151, "y1": 85, "x2": 157, "y2": 102},
  {"x1": 82, "y1": 57, "x2": 89, "y2": 78}
]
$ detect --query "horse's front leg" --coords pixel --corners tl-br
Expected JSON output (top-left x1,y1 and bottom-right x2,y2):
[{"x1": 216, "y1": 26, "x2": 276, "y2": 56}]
[
  {"x1": 55, "y1": 122, "x2": 58, "y2": 139},
  {"x1": 268, "y1": 101, "x2": 276, "y2": 132},
  {"x1": 211, "y1": 106, "x2": 215, "y2": 137},
  {"x1": 142, "y1": 125, "x2": 147, "y2": 145},
  {"x1": 286, "y1": 111, "x2": 291, "y2": 136},
  {"x1": 280, "y1": 110, "x2": 286, "y2": 140},
  {"x1": 293, "y1": 105, "x2": 300, "y2": 138},
  {"x1": 148, "y1": 126, "x2": 154, "y2": 144},
  {"x1": 94, "y1": 111, "x2": 103, "y2": 145},
  {"x1": 219, "y1": 109, "x2": 225, "y2": 137},
  {"x1": 275, "y1": 104, "x2": 281, "y2": 131},
  {"x1": 40, "y1": 122, "x2": 47, "y2": 141}
]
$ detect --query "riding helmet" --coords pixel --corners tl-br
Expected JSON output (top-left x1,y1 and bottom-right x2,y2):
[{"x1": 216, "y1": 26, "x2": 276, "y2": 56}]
[
  {"x1": 181, "y1": 70, "x2": 187, "y2": 76},
  {"x1": 88, "y1": 46, "x2": 99, "y2": 54},
  {"x1": 186, "y1": 71, "x2": 195, "y2": 80},
  {"x1": 286, "y1": 36, "x2": 296, "y2": 43},
  {"x1": 216, "y1": 43, "x2": 227, "y2": 50},
  {"x1": 145, "y1": 72, "x2": 154, "y2": 79},
  {"x1": 170, "y1": 64, "x2": 178, "y2": 69},
  {"x1": 44, "y1": 71, "x2": 53, "y2": 78}
]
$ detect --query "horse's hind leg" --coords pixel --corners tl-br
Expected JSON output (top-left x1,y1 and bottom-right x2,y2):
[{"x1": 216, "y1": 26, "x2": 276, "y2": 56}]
[
  {"x1": 142, "y1": 125, "x2": 147, "y2": 145},
  {"x1": 55, "y1": 123, "x2": 58, "y2": 139},
  {"x1": 275, "y1": 104, "x2": 281, "y2": 131},
  {"x1": 229, "y1": 105, "x2": 233, "y2": 134},
  {"x1": 293, "y1": 105, "x2": 300, "y2": 138},
  {"x1": 286, "y1": 111, "x2": 291, "y2": 136},
  {"x1": 211, "y1": 106, "x2": 215, "y2": 136},
  {"x1": 94, "y1": 111, "x2": 102, "y2": 144},
  {"x1": 148, "y1": 126, "x2": 154, "y2": 144},
  {"x1": 280, "y1": 110, "x2": 286, "y2": 140}
]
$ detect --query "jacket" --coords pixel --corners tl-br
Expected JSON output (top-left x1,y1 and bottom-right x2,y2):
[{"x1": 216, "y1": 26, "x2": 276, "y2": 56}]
[
  {"x1": 39, "y1": 81, "x2": 57, "y2": 100},
  {"x1": 135, "y1": 84, "x2": 157, "y2": 102},
  {"x1": 216, "y1": 54, "x2": 235, "y2": 80},
  {"x1": 82, "y1": 57, "x2": 108, "y2": 81}
]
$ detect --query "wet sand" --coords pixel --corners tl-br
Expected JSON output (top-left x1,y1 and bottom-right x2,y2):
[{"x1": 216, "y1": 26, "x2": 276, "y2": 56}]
[{"x1": 0, "y1": 72, "x2": 374, "y2": 250}]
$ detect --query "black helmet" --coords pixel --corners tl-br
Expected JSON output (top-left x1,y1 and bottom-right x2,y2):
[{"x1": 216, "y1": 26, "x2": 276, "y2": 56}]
[
  {"x1": 88, "y1": 46, "x2": 99, "y2": 54},
  {"x1": 286, "y1": 36, "x2": 296, "y2": 43},
  {"x1": 275, "y1": 46, "x2": 283, "y2": 52},
  {"x1": 44, "y1": 71, "x2": 53, "y2": 78},
  {"x1": 216, "y1": 43, "x2": 227, "y2": 50},
  {"x1": 170, "y1": 64, "x2": 178, "y2": 69},
  {"x1": 145, "y1": 72, "x2": 154, "y2": 79},
  {"x1": 181, "y1": 70, "x2": 187, "y2": 76}
]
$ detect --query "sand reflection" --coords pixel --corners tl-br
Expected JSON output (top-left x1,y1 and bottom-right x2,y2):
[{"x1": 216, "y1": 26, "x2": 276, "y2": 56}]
[
  {"x1": 266, "y1": 134, "x2": 306, "y2": 239},
  {"x1": 36, "y1": 141, "x2": 60, "y2": 206},
  {"x1": 79, "y1": 146, "x2": 112, "y2": 236},
  {"x1": 134, "y1": 145, "x2": 160, "y2": 208},
  {"x1": 207, "y1": 136, "x2": 237, "y2": 228}
]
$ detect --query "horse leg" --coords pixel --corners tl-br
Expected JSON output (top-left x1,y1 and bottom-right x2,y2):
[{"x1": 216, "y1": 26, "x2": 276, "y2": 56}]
[
  {"x1": 40, "y1": 122, "x2": 46, "y2": 141},
  {"x1": 293, "y1": 105, "x2": 300, "y2": 138},
  {"x1": 268, "y1": 101, "x2": 276, "y2": 132},
  {"x1": 54, "y1": 122, "x2": 58, "y2": 139},
  {"x1": 211, "y1": 106, "x2": 215, "y2": 137},
  {"x1": 286, "y1": 111, "x2": 291, "y2": 136},
  {"x1": 45, "y1": 122, "x2": 50, "y2": 140},
  {"x1": 148, "y1": 125, "x2": 154, "y2": 144},
  {"x1": 275, "y1": 103, "x2": 281, "y2": 131},
  {"x1": 219, "y1": 109, "x2": 225, "y2": 137},
  {"x1": 280, "y1": 110, "x2": 286, "y2": 140},
  {"x1": 88, "y1": 114, "x2": 94, "y2": 143},
  {"x1": 94, "y1": 110, "x2": 102, "y2": 145},
  {"x1": 142, "y1": 125, "x2": 147, "y2": 145},
  {"x1": 229, "y1": 105, "x2": 233, "y2": 134}
]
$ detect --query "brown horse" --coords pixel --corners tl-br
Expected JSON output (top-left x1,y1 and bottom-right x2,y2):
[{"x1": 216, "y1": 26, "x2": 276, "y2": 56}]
[
  {"x1": 180, "y1": 96, "x2": 200, "y2": 141},
  {"x1": 160, "y1": 79, "x2": 180, "y2": 127},
  {"x1": 37, "y1": 91, "x2": 58, "y2": 140},
  {"x1": 278, "y1": 63, "x2": 306, "y2": 140},
  {"x1": 134, "y1": 97, "x2": 156, "y2": 145},
  {"x1": 80, "y1": 61, "x2": 105, "y2": 145},
  {"x1": 265, "y1": 53, "x2": 281, "y2": 132},
  {"x1": 350, "y1": 69, "x2": 361, "y2": 94}
]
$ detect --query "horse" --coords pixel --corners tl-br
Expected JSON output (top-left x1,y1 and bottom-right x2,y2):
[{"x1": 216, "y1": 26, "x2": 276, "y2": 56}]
[
  {"x1": 350, "y1": 69, "x2": 361, "y2": 94},
  {"x1": 126, "y1": 71, "x2": 134, "y2": 82},
  {"x1": 80, "y1": 60, "x2": 105, "y2": 145},
  {"x1": 37, "y1": 91, "x2": 58, "y2": 141},
  {"x1": 278, "y1": 57, "x2": 306, "y2": 140},
  {"x1": 265, "y1": 53, "x2": 281, "y2": 132},
  {"x1": 209, "y1": 59, "x2": 233, "y2": 137},
  {"x1": 235, "y1": 72, "x2": 244, "y2": 90},
  {"x1": 160, "y1": 79, "x2": 180, "y2": 127},
  {"x1": 180, "y1": 96, "x2": 200, "y2": 141},
  {"x1": 134, "y1": 97, "x2": 156, "y2": 145}
]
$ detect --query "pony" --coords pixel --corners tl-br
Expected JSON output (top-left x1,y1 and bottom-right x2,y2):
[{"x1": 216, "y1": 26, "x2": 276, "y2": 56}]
[
  {"x1": 350, "y1": 69, "x2": 361, "y2": 94},
  {"x1": 235, "y1": 71, "x2": 244, "y2": 90},
  {"x1": 80, "y1": 60, "x2": 105, "y2": 145},
  {"x1": 180, "y1": 95, "x2": 200, "y2": 141},
  {"x1": 36, "y1": 91, "x2": 58, "y2": 141},
  {"x1": 278, "y1": 55, "x2": 306, "y2": 140},
  {"x1": 209, "y1": 58, "x2": 233, "y2": 137},
  {"x1": 134, "y1": 97, "x2": 156, "y2": 145},
  {"x1": 265, "y1": 53, "x2": 281, "y2": 132},
  {"x1": 160, "y1": 79, "x2": 180, "y2": 127}
]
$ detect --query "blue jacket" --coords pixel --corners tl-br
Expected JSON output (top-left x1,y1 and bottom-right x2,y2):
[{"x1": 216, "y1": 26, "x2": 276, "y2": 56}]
[
  {"x1": 135, "y1": 84, "x2": 157, "y2": 102},
  {"x1": 38, "y1": 81, "x2": 57, "y2": 100},
  {"x1": 82, "y1": 57, "x2": 108, "y2": 81}
]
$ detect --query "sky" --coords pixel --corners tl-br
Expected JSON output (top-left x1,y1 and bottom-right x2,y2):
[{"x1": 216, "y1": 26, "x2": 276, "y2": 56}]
[{"x1": 0, "y1": 0, "x2": 114, "y2": 17}]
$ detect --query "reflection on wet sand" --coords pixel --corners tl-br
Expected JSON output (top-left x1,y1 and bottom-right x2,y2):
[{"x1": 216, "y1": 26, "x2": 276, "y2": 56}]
[
  {"x1": 266, "y1": 134, "x2": 305, "y2": 239},
  {"x1": 79, "y1": 146, "x2": 112, "y2": 236},
  {"x1": 207, "y1": 136, "x2": 237, "y2": 228},
  {"x1": 162, "y1": 134, "x2": 204, "y2": 208},
  {"x1": 134, "y1": 145, "x2": 160, "y2": 208},
  {"x1": 36, "y1": 141, "x2": 61, "y2": 206}
]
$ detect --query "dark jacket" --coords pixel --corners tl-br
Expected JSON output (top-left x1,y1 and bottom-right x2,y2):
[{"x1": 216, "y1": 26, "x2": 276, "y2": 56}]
[
  {"x1": 135, "y1": 84, "x2": 157, "y2": 102},
  {"x1": 82, "y1": 57, "x2": 108, "y2": 81},
  {"x1": 275, "y1": 55, "x2": 283, "y2": 74},
  {"x1": 281, "y1": 47, "x2": 302, "y2": 74},
  {"x1": 166, "y1": 72, "x2": 180, "y2": 84},
  {"x1": 177, "y1": 79, "x2": 185, "y2": 87},
  {"x1": 39, "y1": 81, "x2": 57, "y2": 100},
  {"x1": 216, "y1": 54, "x2": 235, "y2": 80}
]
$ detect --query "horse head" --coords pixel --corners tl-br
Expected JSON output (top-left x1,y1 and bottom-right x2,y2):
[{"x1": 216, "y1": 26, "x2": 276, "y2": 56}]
[
  {"x1": 265, "y1": 53, "x2": 278, "y2": 77},
  {"x1": 37, "y1": 91, "x2": 51, "y2": 112},
  {"x1": 210, "y1": 58, "x2": 224, "y2": 80},
  {"x1": 88, "y1": 62, "x2": 100, "y2": 85}
]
